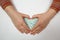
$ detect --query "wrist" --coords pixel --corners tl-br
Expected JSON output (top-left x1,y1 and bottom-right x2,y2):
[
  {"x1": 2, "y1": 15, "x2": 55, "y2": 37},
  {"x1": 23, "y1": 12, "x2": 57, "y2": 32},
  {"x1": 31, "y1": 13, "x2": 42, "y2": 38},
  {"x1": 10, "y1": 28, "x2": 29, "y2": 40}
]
[
  {"x1": 46, "y1": 8, "x2": 57, "y2": 19},
  {"x1": 5, "y1": 6, "x2": 17, "y2": 16},
  {"x1": 50, "y1": 0, "x2": 60, "y2": 12},
  {"x1": 0, "y1": 0, "x2": 12, "y2": 9}
]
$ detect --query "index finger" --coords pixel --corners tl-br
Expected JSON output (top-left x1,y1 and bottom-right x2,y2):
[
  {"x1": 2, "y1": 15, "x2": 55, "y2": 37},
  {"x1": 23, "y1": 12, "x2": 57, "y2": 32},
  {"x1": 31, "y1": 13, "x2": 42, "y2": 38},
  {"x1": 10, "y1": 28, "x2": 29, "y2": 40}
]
[
  {"x1": 22, "y1": 21, "x2": 31, "y2": 31},
  {"x1": 31, "y1": 21, "x2": 40, "y2": 32}
]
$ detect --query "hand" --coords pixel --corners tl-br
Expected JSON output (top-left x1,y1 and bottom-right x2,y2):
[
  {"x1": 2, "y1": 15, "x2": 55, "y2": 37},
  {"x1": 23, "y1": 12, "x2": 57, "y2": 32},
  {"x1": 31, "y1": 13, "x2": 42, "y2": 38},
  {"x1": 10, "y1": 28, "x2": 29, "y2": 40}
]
[
  {"x1": 31, "y1": 9, "x2": 57, "y2": 35},
  {"x1": 31, "y1": 13, "x2": 51, "y2": 35},
  {"x1": 5, "y1": 6, "x2": 31, "y2": 34},
  {"x1": 8, "y1": 11, "x2": 31, "y2": 34},
  {"x1": 10, "y1": 12, "x2": 31, "y2": 34}
]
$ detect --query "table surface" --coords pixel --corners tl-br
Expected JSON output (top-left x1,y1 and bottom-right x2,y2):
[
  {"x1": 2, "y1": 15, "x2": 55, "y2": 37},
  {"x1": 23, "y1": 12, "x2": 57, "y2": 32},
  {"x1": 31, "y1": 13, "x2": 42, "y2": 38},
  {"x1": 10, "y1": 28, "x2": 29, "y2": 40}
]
[{"x1": 0, "y1": 0, "x2": 60, "y2": 40}]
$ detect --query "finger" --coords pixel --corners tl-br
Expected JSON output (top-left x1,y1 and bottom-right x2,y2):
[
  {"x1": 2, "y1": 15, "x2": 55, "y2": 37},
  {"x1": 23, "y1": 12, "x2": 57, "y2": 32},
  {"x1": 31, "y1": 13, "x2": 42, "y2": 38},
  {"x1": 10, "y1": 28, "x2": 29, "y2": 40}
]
[
  {"x1": 31, "y1": 26, "x2": 42, "y2": 35},
  {"x1": 35, "y1": 28, "x2": 41, "y2": 34},
  {"x1": 34, "y1": 26, "x2": 44, "y2": 34},
  {"x1": 21, "y1": 23, "x2": 30, "y2": 34},
  {"x1": 21, "y1": 18, "x2": 31, "y2": 32},
  {"x1": 24, "y1": 26, "x2": 30, "y2": 33},
  {"x1": 31, "y1": 21, "x2": 40, "y2": 32},
  {"x1": 37, "y1": 30, "x2": 41, "y2": 34},
  {"x1": 19, "y1": 24, "x2": 29, "y2": 34},
  {"x1": 24, "y1": 29, "x2": 30, "y2": 34},
  {"x1": 22, "y1": 14, "x2": 30, "y2": 18},
  {"x1": 22, "y1": 21, "x2": 31, "y2": 31},
  {"x1": 19, "y1": 17, "x2": 30, "y2": 34},
  {"x1": 20, "y1": 27, "x2": 29, "y2": 34},
  {"x1": 18, "y1": 26, "x2": 25, "y2": 33},
  {"x1": 15, "y1": 24, "x2": 24, "y2": 33},
  {"x1": 32, "y1": 14, "x2": 39, "y2": 19},
  {"x1": 19, "y1": 26, "x2": 29, "y2": 34},
  {"x1": 31, "y1": 26, "x2": 40, "y2": 35},
  {"x1": 19, "y1": 29, "x2": 24, "y2": 33},
  {"x1": 21, "y1": 25, "x2": 30, "y2": 34}
]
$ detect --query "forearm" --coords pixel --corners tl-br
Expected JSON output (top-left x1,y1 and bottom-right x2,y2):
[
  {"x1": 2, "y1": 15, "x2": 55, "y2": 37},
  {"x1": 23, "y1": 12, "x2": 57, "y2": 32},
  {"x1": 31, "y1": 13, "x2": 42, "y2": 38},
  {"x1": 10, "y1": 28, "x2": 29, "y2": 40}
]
[
  {"x1": 0, "y1": 0, "x2": 17, "y2": 17},
  {"x1": 44, "y1": 8, "x2": 58, "y2": 21},
  {"x1": 46, "y1": 0, "x2": 60, "y2": 19},
  {"x1": 5, "y1": 5, "x2": 17, "y2": 17},
  {"x1": 0, "y1": 0, "x2": 12, "y2": 9}
]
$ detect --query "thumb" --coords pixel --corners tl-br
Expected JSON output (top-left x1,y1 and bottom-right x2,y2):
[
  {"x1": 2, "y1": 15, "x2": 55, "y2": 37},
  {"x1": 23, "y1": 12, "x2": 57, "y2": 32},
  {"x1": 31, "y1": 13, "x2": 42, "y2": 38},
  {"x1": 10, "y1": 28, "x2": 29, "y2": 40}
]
[
  {"x1": 22, "y1": 14, "x2": 30, "y2": 18},
  {"x1": 32, "y1": 14, "x2": 39, "y2": 19}
]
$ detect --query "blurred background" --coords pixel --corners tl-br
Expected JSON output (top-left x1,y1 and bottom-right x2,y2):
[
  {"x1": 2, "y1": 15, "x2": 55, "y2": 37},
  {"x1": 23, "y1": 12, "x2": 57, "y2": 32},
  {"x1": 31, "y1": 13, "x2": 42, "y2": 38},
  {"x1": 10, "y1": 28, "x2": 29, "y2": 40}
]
[{"x1": 0, "y1": 0, "x2": 60, "y2": 40}]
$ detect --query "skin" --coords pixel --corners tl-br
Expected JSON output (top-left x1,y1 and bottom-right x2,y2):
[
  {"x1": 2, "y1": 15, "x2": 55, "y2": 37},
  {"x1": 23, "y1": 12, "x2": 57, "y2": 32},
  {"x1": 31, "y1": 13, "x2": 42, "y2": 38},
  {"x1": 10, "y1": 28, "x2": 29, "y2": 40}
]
[
  {"x1": 2, "y1": 0, "x2": 59, "y2": 35},
  {"x1": 4, "y1": 6, "x2": 58, "y2": 35},
  {"x1": 31, "y1": 8, "x2": 57, "y2": 35},
  {"x1": 4, "y1": 6, "x2": 31, "y2": 34},
  {"x1": 31, "y1": 0, "x2": 60, "y2": 35}
]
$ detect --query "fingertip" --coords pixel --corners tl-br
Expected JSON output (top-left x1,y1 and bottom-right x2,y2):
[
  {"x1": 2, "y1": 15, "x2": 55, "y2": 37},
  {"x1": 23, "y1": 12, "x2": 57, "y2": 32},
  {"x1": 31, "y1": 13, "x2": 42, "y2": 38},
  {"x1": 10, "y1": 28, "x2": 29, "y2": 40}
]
[
  {"x1": 32, "y1": 15, "x2": 36, "y2": 19},
  {"x1": 23, "y1": 24, "x2": 31, "y2": 32},
  {"x1": 24, "y1": 29, "x2": 31, "y2": 34},
  {"x1": 32, "y1": 14, "x2": 39, "y2": 19},
  {"x1": 26, "y1": 15, "x2": 30, "y2": 18},
  {"x1": 24, "y1": 14, "x2": 30, "y2": 18},
  {"x1": 31, "y1": 24, "x2": 39, "y2": 31},
  {"x1": 25, "y1": 32, "x2": 29, "y2": 34},
  {"x1": 19, "y1": 29, "x2": 24, "y2": 33},
  {"x1": 27, "y1": 28, "x2": 31, "y2": 32},
  {"x1": 31, "y1": 32, "x2": 36, "y2": 35}
]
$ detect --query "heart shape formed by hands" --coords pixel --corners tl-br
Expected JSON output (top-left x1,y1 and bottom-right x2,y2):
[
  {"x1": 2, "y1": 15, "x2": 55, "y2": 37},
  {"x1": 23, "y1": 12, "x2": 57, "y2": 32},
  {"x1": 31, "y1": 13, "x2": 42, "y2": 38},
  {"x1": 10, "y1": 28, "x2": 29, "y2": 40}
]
[{"x1": 24, "y1": 18, "x2": 38, "y2": 30}]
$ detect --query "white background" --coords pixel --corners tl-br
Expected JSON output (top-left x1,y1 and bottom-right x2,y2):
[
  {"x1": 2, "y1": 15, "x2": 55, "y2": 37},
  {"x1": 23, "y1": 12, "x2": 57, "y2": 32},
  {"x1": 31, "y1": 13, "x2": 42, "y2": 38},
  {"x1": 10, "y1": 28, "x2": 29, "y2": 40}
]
[{"x1": 0, "y1": 0, "x2": 60, "y2": 40}]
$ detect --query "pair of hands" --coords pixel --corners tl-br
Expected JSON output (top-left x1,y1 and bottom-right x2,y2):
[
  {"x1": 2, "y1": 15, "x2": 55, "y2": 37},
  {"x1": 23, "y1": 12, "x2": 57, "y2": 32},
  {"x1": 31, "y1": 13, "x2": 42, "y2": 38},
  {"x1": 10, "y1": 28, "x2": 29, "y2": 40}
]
[
  {"x1": 6, "y1": 6, "x2": 56, "y2": 35},
  {"x1": 10, "y1": 11, "x2": 53, "y2": 35},
  {"x1": 3, "y1": 0, "x2": 58, "y2": 35}
]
